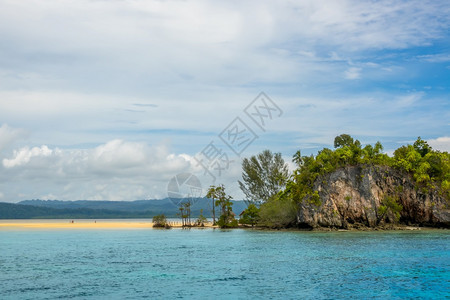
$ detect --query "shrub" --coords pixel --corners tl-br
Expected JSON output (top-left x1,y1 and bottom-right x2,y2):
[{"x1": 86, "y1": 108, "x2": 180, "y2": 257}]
[
  {"x1": 258, "y1": 197, "x2": 297, "y2": 228},
  {"x1": 239, "y1": 204, "x2": 260, "y2": 227},
  {"x1": 152, "y1": 214, "x2": 170, "y2": 228},
  {"x1": 217, "y1": 215, "x2": 238, "y2": 228}
]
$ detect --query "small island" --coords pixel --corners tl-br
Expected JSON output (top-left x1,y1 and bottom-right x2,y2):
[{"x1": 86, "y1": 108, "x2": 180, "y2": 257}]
[{"x1": 230, "y1": 134, "x2": 449, "y2": 230}]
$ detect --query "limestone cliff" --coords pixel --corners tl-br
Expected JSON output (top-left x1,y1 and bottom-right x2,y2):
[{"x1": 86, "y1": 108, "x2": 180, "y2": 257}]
[{"x1": 297, "y1": 165, "x2": 450, "y2": 228}]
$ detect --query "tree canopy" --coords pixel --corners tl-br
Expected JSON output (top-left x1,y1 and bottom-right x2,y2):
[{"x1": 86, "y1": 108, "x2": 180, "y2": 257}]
[
  {"x1": 238, "y1": 149, "x2": 289, "y2": 206},
  {"x1": 248, "y1": 135, "x2": 449, "y2": 228},
  {"x1": 282, "y1": 135, "x2": 449, "y2": 206},
  {"x1": 207, "y1": 184, "x2": 238, "y2": 228},
  {"x1": 234, "y1": 134, "x2": 449, "y2": 229}
]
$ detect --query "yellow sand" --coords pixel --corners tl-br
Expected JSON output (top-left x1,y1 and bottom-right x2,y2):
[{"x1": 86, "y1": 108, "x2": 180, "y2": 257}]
[{"x1": 0, "y1": 220, "x2": 215, "y2": 230}]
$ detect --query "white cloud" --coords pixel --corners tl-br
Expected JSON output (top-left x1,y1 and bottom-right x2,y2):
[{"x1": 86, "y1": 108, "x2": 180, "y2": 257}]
[
  {"x1": 0, "y1": 0, "x2": 448, "y2": 93},
  {"x1": 428, "y1": 136, "x2": 450, "y2": 152},
  {"x1": 91, "y1": 140, "x2": 147, "y2": 169},
  {"x1": 2, "y1": 145, "x2": 54, "y2": 168},
  {"x1": 393, "y1": 92, "x2": 424, "y2": 108},
  {"x1": 0, "y1": 1, "x2": 449, "y2": 202},
  {"x1": 0, "y1": 137, "x2": 250, "y2": 201},
  {"x1": 417, "y1": 54, "x2": 450, "y2": 63},
  {"x1": 0, "y1": 139, "x2": 225, "y2": 201},
  {"x1": 345, "y1": 67, "x2": 362, "y2": 79}
]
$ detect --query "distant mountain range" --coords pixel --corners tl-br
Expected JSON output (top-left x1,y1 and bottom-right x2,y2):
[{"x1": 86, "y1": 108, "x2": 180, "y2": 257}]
[{"x1": 0, "y1": 198, "x2": 248, "y2": 219}]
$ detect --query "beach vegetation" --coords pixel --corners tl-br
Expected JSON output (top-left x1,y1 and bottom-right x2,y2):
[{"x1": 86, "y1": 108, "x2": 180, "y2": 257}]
[
  {"x1": 178, "y1": 201, "x2": 193, "y2": 227},
  {"x1": 152, "y1": 214, "x2": 170, "y2": 228},
  {"x1": 206, "y1": 186, "x2": 219, "y2": 225},
  {"x1": 237, "y1": 134, "x2": 449, "y2": 228},
  {"x1": 207, "y1": 185, "x2": 238, "y2": 228},
  {"x1": 238, "y1": 149, "x2": 289, "y2": 206},
  {"x1": 196, "y1": 209, "x2": 207, "y2": 227},
  {"x1": 281, "y1": 135, "x2": 449, "y2": 207},
  {"x1": 239, "y1": 203, "x2": 260, "y2": 227},
  {"x1": 258, "y1": 195, "x2": 297, "y2": 228}
]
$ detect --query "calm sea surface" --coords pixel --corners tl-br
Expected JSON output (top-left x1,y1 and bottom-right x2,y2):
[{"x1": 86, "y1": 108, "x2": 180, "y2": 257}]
[{"x1": 0, "y1": 223, "x2": 449, "y2": 299}]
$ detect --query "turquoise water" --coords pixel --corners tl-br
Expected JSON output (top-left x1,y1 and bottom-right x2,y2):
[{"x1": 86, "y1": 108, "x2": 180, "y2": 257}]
[{"x1": 1, "y1": 228, "x2": 449, "y2": 299}]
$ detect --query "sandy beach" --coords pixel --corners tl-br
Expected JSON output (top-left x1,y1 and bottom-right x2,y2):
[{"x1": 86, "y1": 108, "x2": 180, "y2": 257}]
[{"x1": 0, "y1": 219, "x2": 215, "y2": 230}]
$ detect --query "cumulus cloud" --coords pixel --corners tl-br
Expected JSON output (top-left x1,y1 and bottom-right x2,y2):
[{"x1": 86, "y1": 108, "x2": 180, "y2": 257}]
[
  {"x1": 0, "y1": 1, "x2": 449, "y2": 202},
  {"x1": 0, "y1": 139, "x2": 240, "y2": 201},
  {"x1": 428, "y1": 136, "x2": 450, "y2": 152},
  {"x1": 3, "y1": 145, "x2": 53, "y2": 168},
  {"x1": 3, "y1": 139, "x2": 193, "y2": 176}
]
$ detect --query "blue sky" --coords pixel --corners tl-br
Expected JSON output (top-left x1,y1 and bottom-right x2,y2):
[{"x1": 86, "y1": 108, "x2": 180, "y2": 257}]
[{"x1": 0, "y1": 0, "x2": 449, "y2": 202}]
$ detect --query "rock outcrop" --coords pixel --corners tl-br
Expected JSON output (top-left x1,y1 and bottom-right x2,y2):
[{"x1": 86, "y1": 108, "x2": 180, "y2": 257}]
[{"x1": 297, "y1": 165, "x2": 450, "y2": 228}]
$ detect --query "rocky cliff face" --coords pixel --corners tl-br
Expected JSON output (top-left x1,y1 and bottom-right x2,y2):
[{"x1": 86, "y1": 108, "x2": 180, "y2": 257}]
[{"x1": 297, "y1": 165, "x2": 450, "y2": 228}]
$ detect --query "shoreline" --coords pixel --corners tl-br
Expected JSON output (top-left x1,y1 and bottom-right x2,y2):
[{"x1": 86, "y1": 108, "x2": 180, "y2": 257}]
[
  {"x1": 0, "y1": 219, "x2": 448, "y2": 231},
  {"x1": 0, "y1": 219, "x2": 218, "y2": 230}
]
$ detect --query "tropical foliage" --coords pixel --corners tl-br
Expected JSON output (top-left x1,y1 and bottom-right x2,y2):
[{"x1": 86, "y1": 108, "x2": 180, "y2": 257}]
[
  {"x1": 238, "y1": 135, "x2": 449, "y2": 228},
  {"x1": 282, "y1": 135, "x2": 449, "y2": 206},
  {"x1": 152, "y1": 214, "x2": 170, "y2": 228},
  {"x1": 239, "y1": 204, "x2": 260, "y2": 227},
  {"x1": 376, "y1": 195, "x2": 403, "y2": 225},
  {"x1": 207, "y1": 185, "x2": 238, "y2": 228},
  {"x1": 238, "y1": 149, "x2": 289, "y2": 206}
]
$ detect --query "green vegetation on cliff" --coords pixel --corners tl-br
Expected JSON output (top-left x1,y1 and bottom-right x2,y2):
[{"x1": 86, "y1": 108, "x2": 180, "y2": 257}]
[
  {"x1": 283, "y1": 135, "x2": 449, "y2": 205},
  {"x1": 238, "y1": 135, "x2": 450, "y2": 228}
]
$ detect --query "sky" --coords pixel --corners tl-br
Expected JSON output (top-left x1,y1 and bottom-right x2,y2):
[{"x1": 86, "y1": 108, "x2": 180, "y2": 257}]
[{"x1": 0, "y1": 0, "x2": 449, "y2": 202}]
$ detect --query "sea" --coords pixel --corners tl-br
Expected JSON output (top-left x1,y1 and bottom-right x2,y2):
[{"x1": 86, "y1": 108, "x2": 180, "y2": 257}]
[{"x1": 1, "y1": 221, "x2": 449, "y2": 299}]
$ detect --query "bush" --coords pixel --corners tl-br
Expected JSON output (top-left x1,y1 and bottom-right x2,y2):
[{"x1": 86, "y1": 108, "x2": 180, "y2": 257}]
[
  {"x1": 196, "y1": 209, "x2": 207, "y2": 227},
  {"x1": 239, "y1": 204, "x2": 260, "y2": 227},
  {"x1": 258, "y1": 197, "x2": 297, "y2": 228},
  {"x1": 217, "y1": 215, "x2": 239, "y2": 228},
  {"x1": 152, "y1": 214, "x2": 170, "y2": 228}
]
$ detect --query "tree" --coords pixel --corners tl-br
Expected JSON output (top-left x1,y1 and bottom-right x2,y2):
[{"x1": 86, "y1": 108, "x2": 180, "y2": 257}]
[
  {"x1": 207, "y1": 184, "x2": 237, "y2": 228},
  {"x1": 178, "y1": 205, "x2": 188, "y2": 227},
  {"x1": 293, "y1": 150, "x2": 303, "y2": 167},
  {"x1": 333, "y1": 134, "x2": 363, "y2": 165},
  {"x1": 239, "y1": 150, "x2": 289, "y2": 206},
  {"x1": 152, "y1": 214, "x2": 170, "y2": 228},
  {"x1": 239, "y1": 204, "x2": 260, "y2": 228},
  {"x1": 376, "y1": 195, "x2": 403, "y2": 225},
  {"x1": 183, "y1": 201, "x2": 192, "y2": 226},
  {"x1": 206, "y1": 186, "x2": 218, "y2": 225},
  {"x1": 334, "y1": 134, "x2": 355, "y2": 148},
  {"x1": 413, "y1": 137, "x2": 432, "y2": 157},
  {"x1": 196, "y1": 209, "x2": 207, "y2": 227},
  {"x1": 258, "y1": 196, "x2": 297, "y2": 228}
]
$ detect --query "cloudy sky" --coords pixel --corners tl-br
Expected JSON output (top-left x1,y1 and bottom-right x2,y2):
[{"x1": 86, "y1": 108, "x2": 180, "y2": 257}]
[{"x1": 0, "y1": 0, "x2": 449, "y2": 202}]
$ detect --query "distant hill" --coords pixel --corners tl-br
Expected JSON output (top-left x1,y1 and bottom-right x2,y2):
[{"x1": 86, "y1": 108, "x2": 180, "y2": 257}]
[
  {"x1": 19, "y1": 199, "x2": 177, "y2": 212},
  {"x1": 0, "y1": 202, "x2": 153, "y2": 219},
  {"x1": 0, "y1": 198, "x2": 247, "y2": 219}
]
